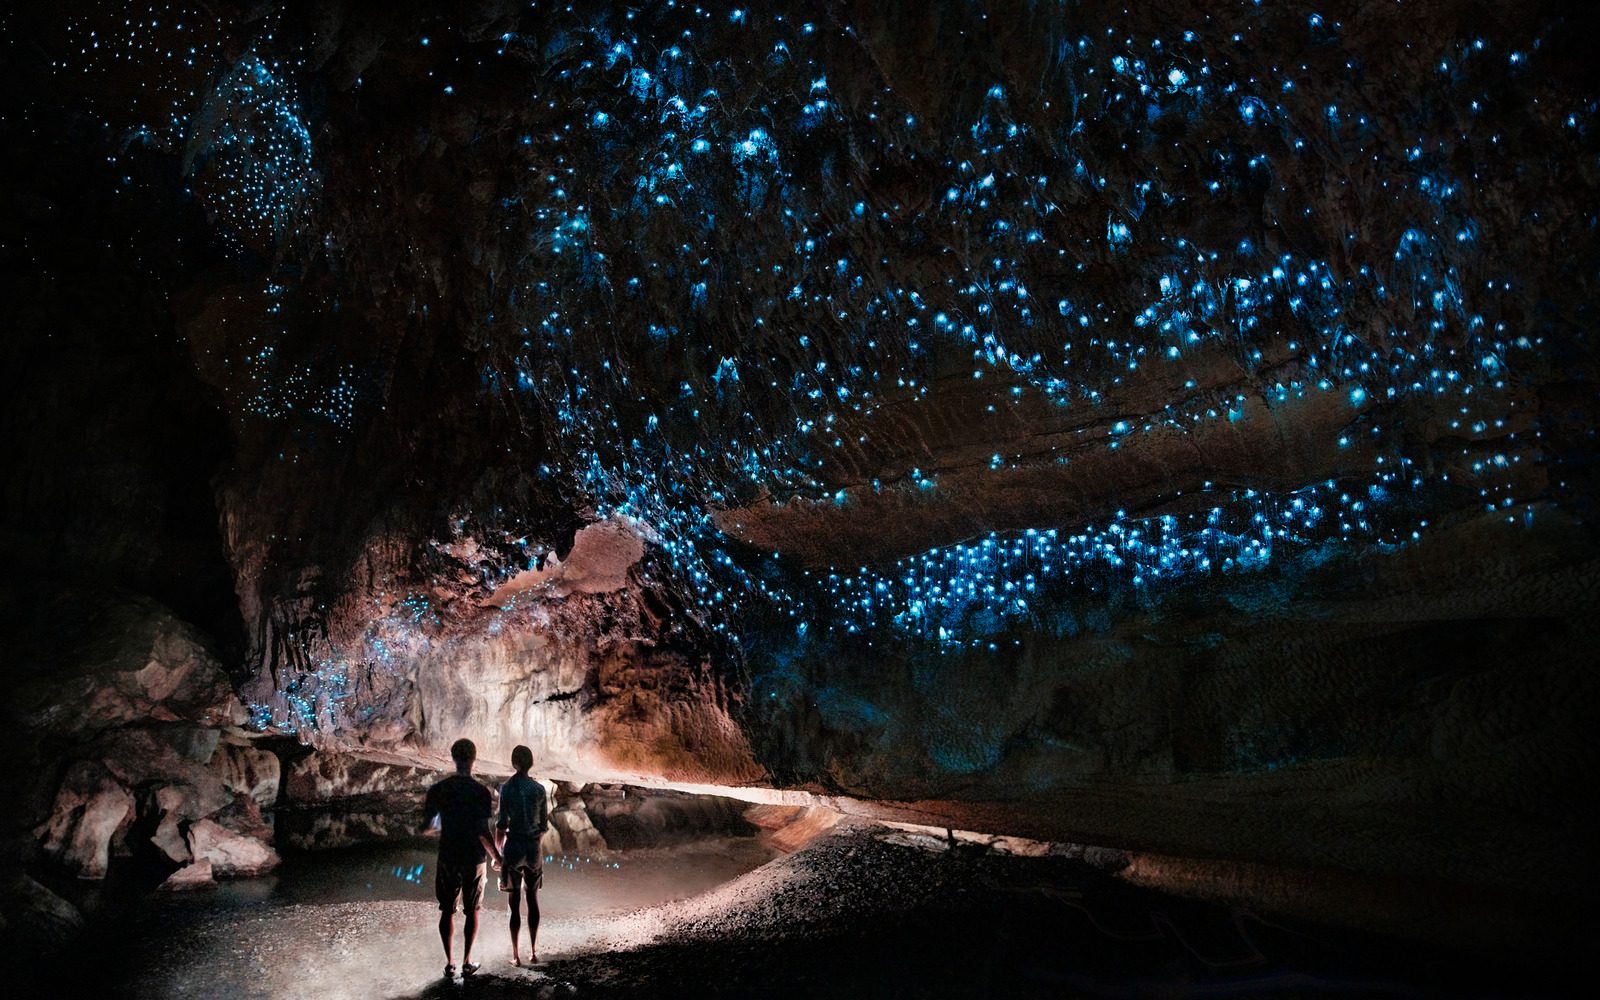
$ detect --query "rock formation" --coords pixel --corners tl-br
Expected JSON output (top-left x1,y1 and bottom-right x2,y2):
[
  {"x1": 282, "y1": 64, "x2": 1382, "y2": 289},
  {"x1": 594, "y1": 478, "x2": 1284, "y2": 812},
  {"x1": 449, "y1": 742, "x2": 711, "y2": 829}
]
[{"x1": 4, "y1": 592, "x2": 280, "y2": 883}]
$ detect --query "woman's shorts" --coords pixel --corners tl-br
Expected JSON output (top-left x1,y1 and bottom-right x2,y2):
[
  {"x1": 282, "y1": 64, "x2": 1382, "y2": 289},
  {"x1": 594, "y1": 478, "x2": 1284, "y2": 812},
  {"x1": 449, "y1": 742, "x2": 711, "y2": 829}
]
[{"x1": 506, "y1": 859, "x2": 543, "y2": 892}]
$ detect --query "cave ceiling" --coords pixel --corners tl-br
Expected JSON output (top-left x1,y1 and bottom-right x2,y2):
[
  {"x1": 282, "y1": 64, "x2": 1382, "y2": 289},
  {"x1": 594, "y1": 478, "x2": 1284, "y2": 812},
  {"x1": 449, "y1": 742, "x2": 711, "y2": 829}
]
[{"x1": 9, "y1": 0, "x2": 1597, "y2": 755}]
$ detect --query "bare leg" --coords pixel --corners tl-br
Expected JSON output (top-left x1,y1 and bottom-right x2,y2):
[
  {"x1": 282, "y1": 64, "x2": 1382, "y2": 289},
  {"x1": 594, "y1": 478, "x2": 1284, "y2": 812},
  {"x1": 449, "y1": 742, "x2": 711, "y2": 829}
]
[
  {"x1": 526, "y1": 887, "x2": 541, "y2": 963},
  {"x1": 439, "y1": 912, "x2": 454, "y2": 967},
  {"x1": 462, "y1": 908, "x2": 479, "y2": 966},
  {"x1": 508, "y1": 884, "x2": 524, "y2": 965},
  {"x1": 496, "y1": 830, "x2": 509, "y2": 890}
]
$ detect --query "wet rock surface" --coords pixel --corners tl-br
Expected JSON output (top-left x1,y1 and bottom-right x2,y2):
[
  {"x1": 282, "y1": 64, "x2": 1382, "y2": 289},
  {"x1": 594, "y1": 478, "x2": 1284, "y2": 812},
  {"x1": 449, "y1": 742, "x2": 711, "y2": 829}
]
[
  {"x1": 585, "y1": 789, "x2": 758, "y2": 851},
  {"x1": 159, "y1": 858, "x2": 217, "y2": 891}
]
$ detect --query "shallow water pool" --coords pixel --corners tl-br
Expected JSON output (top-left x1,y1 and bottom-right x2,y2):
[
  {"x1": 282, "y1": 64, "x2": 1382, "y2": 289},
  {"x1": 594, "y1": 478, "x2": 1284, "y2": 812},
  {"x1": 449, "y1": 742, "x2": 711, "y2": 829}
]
[{"x1": 209, "y1": 835, "x2": 779, "y2": 915}]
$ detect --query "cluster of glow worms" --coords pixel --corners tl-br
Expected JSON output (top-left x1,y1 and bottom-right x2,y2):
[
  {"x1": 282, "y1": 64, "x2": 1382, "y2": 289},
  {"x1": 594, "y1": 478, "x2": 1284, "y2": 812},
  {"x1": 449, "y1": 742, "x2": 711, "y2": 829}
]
[
  {"x1": 184, "y1": 51, "x2": 316, "y2": 246},
  {"x1": 471, "y1": 2, "x2": 1573, "y2": 648},
  {"x1": 62, "y1": 2, "x2": 1591, "y2": 676},
  {"x1": 61, "y1": 4, "x2": 332, "y2": 430},
  {"x1": 61, "y1": 4, "x2": 316, "y2": 247}
]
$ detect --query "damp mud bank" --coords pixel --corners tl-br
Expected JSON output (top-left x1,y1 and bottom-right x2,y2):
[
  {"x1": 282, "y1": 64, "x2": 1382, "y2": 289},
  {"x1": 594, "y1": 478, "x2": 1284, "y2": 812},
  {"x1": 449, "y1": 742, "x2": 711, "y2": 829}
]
[{"x1": 43, "y1": 823, "x2": 1575, "y2": 1000}]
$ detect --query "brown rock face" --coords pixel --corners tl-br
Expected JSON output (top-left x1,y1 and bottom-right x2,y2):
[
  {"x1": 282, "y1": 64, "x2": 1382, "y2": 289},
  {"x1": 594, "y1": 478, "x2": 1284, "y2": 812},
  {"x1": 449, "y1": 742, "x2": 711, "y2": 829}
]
[
  {"x1": 212, "y1": 744, "x2": 282, "y2": 810},
  {"x1": 715, "y1": 357, "x2": 1377, "y2": 567},
  {"x1": 549, "y1": 799, "x2": 606, "y2": 856},
  {"x1": 150, "y1": 786, "x2": 194, "y2": 865},
  {"x1": 4, "y1": 593, "x2": 287, "y2": 880},
  {"x1": 283, "y1": 748, "x2": 442, "y2": 804},
  {"x1": 277, "y1": 748, "x2": 455, "y2": 850},
  {"x1": 186, "y1": 819, "x2": 279, "y2": 878},
  {"x1": 35, "y1": 762, "x2": 135, "y2": 879},
  {"x1": 239, "y1": 525, "x2": 763, "y2": 790},
  {"x1": 10, "y1": 593, "x2": 247, "y2": 740},
  {"x1": 30, "y1": 729, "x2": 285, "y2": 879}
]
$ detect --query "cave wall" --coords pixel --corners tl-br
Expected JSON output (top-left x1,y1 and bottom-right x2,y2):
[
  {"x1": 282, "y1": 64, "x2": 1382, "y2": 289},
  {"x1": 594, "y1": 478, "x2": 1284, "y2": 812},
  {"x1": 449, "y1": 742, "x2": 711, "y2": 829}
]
[
  {"x1": 2, "y1": 28, "x2": 260, "y2": 878},
  {"x1": 745, "y1": 509, "x2": 1599, "y2": 899},
  {"x1": 5, "y1": 0, "x2": 1599, "y2": 931}
]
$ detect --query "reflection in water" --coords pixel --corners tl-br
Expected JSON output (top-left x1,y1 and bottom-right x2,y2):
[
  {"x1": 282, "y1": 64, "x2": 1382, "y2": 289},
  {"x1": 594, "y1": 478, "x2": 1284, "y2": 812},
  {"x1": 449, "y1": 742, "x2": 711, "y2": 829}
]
[
  {"x1": 217, "y1": 836, "x2": 776, "y2": 918},
  {"x1": 392, "y1": 862, "x2": 425, "y2": 884}
]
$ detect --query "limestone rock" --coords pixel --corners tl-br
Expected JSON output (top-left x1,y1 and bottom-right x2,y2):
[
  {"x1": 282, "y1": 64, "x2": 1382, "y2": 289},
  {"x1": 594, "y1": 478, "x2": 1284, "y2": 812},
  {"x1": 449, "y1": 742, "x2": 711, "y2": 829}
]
[
  {"x1": 97, "y1": 730, "x2": 234, "y2": 842},
  {"x1": 276, "y1": 749, "x2": 452, "y2": 849},
  {"x1": 13, "y1": 594, "x2": 246, "y2": 737},
  {"x1": 158, "y1": 859, "x2": 217, "y2": 891},
  {"x1": 549, "y1": 800, "x2": 607, "y2": 854},
  {"x1": 487, "y1": 517, "x2": 644, "y2": 600},
  {"x1": 5, "y1": 591, "x2": 251, "y2": 847},
  {"x1": 149, "y1": 785, "x2": 194, "y2": 864},
  {"x1": 35, "y1": 761, "x2": 134, "y2": 878},
  {"x1": 99, "y1": 727, "x2": 229, "y2": 807},
  {"x1": 284, "y1": 749, "x2": 444, "y2": 803},
  {"x1": 586, "y1": 789, "x2": 757, "y2": 849},
  {"x1": 211, "y1": 742, "x2": 281, "y2": 808},
  {"x1": 212, "y1": 795, "x2": 275, "y2": 844},
  {"x1": 540, "y1": 828, "x2": 562, "y2": 860},
  {"x1": 278, "y1": 809, "x2": 420, "y2": 851},
  {"x1": 760, "y1": 807, "x2": 844, "y2": 854},
  {"x1": 187, "y1": 818, "x2": 279, "y2": 877},
  {"x1": 33, "y1": 731, "x2": 284, "y2": 875}
]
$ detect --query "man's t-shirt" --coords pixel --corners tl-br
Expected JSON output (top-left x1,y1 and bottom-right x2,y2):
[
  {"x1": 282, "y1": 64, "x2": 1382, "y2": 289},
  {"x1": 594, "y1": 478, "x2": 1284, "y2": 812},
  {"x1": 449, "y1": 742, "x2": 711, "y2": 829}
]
[{"x1": 423, "y1": 773, "x2": 494, "y2": 866}]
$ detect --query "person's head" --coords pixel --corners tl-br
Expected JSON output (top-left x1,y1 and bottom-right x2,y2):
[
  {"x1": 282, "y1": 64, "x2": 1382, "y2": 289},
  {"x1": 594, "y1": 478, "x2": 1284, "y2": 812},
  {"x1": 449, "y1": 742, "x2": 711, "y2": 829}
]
[
  {"x1": 450, "y1": 738, "x2": 477, "y2": 773},
  {"x1": 511, "y1": 745, "x2": 533, "y2": 774}
]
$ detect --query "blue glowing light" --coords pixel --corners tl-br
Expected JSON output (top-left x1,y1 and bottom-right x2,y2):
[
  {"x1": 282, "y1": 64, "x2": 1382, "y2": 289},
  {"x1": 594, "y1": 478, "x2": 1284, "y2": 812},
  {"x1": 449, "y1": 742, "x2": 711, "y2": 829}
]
[{"x1": 68, "y1": 0, "x2": 1557, "y2": 707}]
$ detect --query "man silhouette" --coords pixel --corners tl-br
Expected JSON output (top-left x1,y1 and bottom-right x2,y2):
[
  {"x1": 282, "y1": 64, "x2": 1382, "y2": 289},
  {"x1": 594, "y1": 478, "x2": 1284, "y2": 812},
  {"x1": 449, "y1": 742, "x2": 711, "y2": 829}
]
[{"x1": 421, "y1": 738, "x2": 503, "y2": 979}]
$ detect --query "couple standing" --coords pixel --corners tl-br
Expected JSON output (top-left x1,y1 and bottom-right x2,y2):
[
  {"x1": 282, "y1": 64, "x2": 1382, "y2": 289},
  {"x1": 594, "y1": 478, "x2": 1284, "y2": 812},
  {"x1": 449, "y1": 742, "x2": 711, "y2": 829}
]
[{"x1": 421, "y1": 738, "x2": 548, "y2": 979}]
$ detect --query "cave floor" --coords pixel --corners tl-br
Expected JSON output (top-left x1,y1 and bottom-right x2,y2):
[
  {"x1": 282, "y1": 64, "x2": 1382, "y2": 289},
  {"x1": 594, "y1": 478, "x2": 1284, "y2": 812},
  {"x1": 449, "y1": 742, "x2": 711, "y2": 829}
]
[{"x1": 57, "y1": 826, "x2": 1552, "y2": 1000}]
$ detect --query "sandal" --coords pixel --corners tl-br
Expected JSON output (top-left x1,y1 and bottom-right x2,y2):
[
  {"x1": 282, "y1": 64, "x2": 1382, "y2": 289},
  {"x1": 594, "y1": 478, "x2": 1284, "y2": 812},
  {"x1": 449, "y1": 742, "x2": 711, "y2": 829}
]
[
  {"x1": 443, "y1": 964, "x2": 456, "y2": 979},
  {"x1": 462, "y1": 962, "x2": 481, "y2": 977}
]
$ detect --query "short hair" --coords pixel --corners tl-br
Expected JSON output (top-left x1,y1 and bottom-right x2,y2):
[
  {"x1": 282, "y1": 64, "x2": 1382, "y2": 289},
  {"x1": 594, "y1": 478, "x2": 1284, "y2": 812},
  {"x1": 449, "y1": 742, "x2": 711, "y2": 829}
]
[
  {"x1": 511, "y1": 745, "x2": 533, "y2": 772},
  {"x1": 450, "y1": 738, "x2": 477, "y2": 767}
]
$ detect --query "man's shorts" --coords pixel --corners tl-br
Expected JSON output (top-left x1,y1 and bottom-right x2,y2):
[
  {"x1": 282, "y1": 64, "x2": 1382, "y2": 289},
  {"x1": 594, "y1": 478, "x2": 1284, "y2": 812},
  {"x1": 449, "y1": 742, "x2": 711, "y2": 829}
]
[{"x1": 435, "y1": 859, "x2": 487, "y2": 912}]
